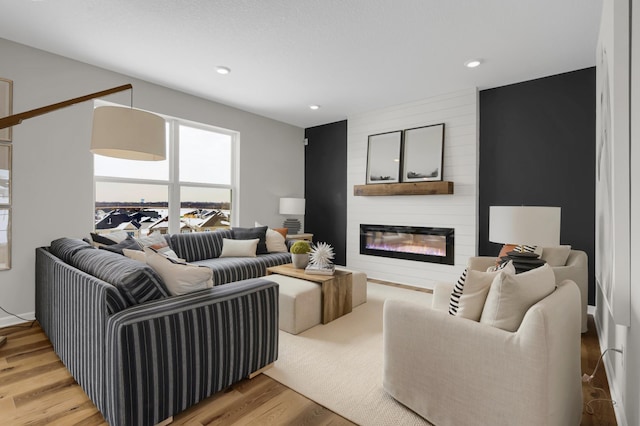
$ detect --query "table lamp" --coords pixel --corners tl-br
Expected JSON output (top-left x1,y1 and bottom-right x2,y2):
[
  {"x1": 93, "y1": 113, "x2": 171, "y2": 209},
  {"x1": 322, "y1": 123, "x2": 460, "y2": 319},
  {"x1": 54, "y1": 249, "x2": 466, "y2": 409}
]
[
  {"x1": 279, "y1": 197, "x2": 305, "y2": 234},
  {"x1": 489, "y1": 206, "x2": 561, "y2": 273}
]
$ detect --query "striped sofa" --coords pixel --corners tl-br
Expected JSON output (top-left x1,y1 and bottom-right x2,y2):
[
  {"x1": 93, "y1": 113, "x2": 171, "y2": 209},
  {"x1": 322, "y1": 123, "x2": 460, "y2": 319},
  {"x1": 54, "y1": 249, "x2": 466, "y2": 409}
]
[{"x1": 35, "y1": 230, "x2": 290, "y2": 426}]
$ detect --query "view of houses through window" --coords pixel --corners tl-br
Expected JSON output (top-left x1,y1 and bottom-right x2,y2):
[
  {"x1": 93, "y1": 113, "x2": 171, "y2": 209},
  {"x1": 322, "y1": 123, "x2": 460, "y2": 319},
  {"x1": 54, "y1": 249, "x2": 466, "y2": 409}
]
[{"x1": 94, "y1": 113, "x2": 235, "y2": 237}]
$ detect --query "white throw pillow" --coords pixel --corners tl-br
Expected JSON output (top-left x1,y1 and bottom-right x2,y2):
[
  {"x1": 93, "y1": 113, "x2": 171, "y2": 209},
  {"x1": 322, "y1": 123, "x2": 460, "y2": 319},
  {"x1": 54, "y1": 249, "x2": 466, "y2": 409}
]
[
  {"x1": 265, "y1": 228, "x2": 288, "y2": 253},
  {"x1": 480, "y1": 263, "x2": 556, "y2": 332},
  {"x1": 123, "y1": 248, "x2": 146, "y2": 263},
  {"x1": 449, "y1": 261, "x2": 516, "y2": 321},
  {"x1": 144, "y1": 247, "x2": 213, "y2": 296},
  {"x1": 541, "y1": 245, "x2": 572, "y2": 266},
  {"x1": 219, "y1": 238, "x2": 259, "y2": 258},
  {"x1": 135, "y1": 232, "x2": 179, "y2": 259}
]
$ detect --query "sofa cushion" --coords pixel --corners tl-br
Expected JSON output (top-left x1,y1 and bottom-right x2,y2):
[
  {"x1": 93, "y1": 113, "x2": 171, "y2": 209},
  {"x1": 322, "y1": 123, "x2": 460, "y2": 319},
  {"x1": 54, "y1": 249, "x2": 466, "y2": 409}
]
[
  {"x1": 449, "y1": 261, "x2": 515, "y2": 321},
  {"x1": 71, "y1": 248, "x2": 169, "y2": 305},
  {"x1": 194, "y1": 252, "x2": 291, "y2": 286},
  {"x1": 480, "y1": 263, "x2": 556, "y2": 332},
  {"x1": 167, "y1": 230, "x2": 231, "y2": 262},
  {"x1": 219, "y1": 238, "x2": 259, "y2": 257},
  {"x1": 144, "y1": 247, "x2": 213, "y2": 296},
  {"x1": 232, "y1": 226, "x2": 268, "y2": 254},
  {"x1": 50, "y1": 237, "x2": 95, "y2": 264}
]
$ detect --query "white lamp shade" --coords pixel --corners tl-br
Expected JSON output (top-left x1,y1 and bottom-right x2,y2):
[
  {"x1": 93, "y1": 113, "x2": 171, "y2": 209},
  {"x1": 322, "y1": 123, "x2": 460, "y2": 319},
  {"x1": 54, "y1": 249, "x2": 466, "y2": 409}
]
[
  {"x1": 489, "y1": 206, "x2": 561, "y2": 246},
  {"x1": 91, "y1": 106, "x2": 166, "y2": 161},
  {"x1": 279, "y1": 198, "x2": 305, "y2": 215}
]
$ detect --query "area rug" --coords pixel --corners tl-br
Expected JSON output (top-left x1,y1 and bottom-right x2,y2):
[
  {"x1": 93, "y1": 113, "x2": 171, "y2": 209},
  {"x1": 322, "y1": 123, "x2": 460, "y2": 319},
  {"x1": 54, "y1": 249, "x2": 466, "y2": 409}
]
[{"x1": 265, "y1": 282, "x2": 434, "y2": 426}]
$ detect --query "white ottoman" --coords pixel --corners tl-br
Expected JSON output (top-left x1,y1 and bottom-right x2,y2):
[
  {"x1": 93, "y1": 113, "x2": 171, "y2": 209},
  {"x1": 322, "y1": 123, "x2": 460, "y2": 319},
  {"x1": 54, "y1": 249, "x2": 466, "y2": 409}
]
[
  {"x1": 266, "y1": 274, "x2": 322, "y2": 335},
  {"x1": 335, "y1": 267, "x2": 367, "y2": 308}
]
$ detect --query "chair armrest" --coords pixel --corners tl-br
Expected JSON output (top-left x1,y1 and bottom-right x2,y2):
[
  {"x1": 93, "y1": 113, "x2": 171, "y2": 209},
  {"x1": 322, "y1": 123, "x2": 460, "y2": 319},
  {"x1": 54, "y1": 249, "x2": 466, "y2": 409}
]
[
  {"x1": 432, "y1": 282, "x2": 454, "y2": 311},
  {"x1": 552, "y1": 250, "x2": 588, "y2": 332},
  {"x1": 467, "y1": 256, "x2": 497, "y2": 271},
  {"x1": 104, "y1": 278, "x2": 279, "y2": 426},
  {"x1": 383, "y1": 280, "x2": 582, "y2": 426}
]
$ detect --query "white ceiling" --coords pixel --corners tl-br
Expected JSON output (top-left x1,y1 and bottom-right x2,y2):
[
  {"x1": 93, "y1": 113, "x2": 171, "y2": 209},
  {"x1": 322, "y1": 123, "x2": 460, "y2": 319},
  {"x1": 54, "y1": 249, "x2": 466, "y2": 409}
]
[{"x1": 0, "y1": 0, "x2": 603, "y2": 129}]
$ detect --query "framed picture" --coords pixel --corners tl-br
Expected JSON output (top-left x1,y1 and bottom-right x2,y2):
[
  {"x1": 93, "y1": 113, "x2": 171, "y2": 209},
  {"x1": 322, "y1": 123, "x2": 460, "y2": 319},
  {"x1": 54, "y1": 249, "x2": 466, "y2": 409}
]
[
  {"x1": 0, "y1": 208, "x2": 10, "y2": 270},
  {"x1": 401, "y1": 123, "x2": 445, "y2": 182},
  {"x1": 366, "y1": 131, "x2": 402, "y2": 184},
  {"x1": 0, "y1": 144, "x2": 10, "y2": 205},
  {"x1": 0, "y1": 78, "x2": 13, "y2": 142}
]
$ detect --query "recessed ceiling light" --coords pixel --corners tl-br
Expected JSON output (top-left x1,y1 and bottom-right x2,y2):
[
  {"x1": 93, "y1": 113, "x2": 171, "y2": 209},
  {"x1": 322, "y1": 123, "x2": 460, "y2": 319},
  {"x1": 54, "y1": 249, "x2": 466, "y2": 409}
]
[
  {"x1": 309, "y1": 105, "x2": 320, "y2": 110},
  {"x1": 216, "y1": 66, "x2": 231, "y2": 75},
  {"x1": 464, "y1": 59, "x2": 482, "y2": 68}
]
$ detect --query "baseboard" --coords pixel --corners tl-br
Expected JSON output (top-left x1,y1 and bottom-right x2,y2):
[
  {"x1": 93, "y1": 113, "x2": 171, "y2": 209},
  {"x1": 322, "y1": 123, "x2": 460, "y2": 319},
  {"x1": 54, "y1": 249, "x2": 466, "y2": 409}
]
[
  {"x1": 0, "y1": 312, "x2": 35, "y2": 328},
  {"x1": 593, "y1": 312, "x2": 629, "y2": 426}
]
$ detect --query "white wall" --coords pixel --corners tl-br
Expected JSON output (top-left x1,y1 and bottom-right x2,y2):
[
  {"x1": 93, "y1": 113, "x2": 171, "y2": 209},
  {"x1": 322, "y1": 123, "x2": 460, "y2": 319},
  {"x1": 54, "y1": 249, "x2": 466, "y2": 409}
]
[
  {"x1": 346, "y1": 88, "x2": 478, "y2": 288},
  {"x1": 594, "y1": 1, "x2": 639, "y2": 425},
  {"x1": 0, "y1": 38, "x2": 304, "y2": 326}
]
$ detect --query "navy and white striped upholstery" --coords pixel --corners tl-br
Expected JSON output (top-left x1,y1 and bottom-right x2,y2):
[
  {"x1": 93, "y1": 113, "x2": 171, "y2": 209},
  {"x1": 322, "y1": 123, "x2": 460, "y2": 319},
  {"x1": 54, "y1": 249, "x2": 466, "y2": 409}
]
[
  {"x1": 36, "y1": 247, "x2": 279, "y2": 426},
  {"x1": 71, "y1": 248, "x2": 169, "y2": 306},
  {"x1": 167, "y1": 230, "x2": 232, "y2": 262},
  {"x1": 194, "y1": 252, "x2": 292, "y2": 285}
]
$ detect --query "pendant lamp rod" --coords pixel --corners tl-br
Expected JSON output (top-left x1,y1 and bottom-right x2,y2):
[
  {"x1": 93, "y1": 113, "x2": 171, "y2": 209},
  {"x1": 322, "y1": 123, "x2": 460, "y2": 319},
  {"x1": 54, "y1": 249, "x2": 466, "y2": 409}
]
[{"x1": 0, "y1": 84, "x2": 133, "y2": 130}]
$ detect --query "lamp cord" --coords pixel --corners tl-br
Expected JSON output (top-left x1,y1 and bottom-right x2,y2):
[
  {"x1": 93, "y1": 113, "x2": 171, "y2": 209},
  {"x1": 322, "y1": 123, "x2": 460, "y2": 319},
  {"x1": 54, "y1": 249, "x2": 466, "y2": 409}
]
[
  {"x1": 584, "y1": 348, "x2": 622, "y2": 415},
  {"x1": 0, "y1": 304, "x2": 36, "y2": 335}
]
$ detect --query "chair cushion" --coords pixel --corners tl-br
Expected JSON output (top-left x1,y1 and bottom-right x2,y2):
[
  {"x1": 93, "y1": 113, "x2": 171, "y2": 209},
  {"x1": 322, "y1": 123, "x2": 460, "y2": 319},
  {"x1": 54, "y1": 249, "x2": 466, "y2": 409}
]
[
  {"x1": 541, "y1": 245, "x2": 572, "y2": 266},
  {"x1": 480, "y1": 263, "x2": 556, "y2": 331}
]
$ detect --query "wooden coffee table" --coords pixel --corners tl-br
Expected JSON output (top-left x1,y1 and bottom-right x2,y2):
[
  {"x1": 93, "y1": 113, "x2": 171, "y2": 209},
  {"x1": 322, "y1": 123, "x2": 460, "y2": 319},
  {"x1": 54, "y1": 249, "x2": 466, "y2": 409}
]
[{"x1": 266, "y1": 264, "x2": 352, "y2": 324}]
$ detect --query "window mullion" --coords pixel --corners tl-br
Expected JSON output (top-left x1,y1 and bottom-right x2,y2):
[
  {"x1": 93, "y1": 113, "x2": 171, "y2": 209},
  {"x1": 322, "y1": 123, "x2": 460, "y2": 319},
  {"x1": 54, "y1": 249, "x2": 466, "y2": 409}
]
[{"x1": 168, "y1": 121, "x2": 181, "y2": 234}]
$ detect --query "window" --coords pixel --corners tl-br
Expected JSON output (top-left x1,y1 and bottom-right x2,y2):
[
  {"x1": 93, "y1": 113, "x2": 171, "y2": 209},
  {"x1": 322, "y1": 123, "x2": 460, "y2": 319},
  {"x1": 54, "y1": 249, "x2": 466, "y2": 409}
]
[{"x1": 94, "y1": 112, "x2": 236, "y2": 236}]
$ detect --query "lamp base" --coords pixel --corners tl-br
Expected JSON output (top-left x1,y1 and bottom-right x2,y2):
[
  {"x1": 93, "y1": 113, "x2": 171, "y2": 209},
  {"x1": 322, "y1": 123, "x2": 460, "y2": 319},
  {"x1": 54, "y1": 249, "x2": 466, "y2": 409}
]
[
  {"x1": 501, "y1": 251, "x2": 546, "y2": 274},
  {"x1": 283, "y1": 218, "x2": 301, "y2": 234}
]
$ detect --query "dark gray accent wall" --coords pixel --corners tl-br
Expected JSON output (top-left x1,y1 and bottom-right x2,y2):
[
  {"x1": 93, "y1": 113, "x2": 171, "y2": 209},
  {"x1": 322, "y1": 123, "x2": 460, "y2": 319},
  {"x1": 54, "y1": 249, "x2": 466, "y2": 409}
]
[
  {"x1": 479, "y1": 67, "x2": 596, "y2": 304},
  {"x1": 304, "y1": 120, "x2": 347, "y2": 265}
]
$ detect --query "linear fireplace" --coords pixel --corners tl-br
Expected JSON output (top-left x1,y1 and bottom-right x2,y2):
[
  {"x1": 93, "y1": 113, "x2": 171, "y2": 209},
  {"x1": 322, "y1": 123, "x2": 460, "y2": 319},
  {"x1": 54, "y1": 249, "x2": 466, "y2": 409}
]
[{"x1": 360, "y1": 224, "x2": 454, "y2": 265}]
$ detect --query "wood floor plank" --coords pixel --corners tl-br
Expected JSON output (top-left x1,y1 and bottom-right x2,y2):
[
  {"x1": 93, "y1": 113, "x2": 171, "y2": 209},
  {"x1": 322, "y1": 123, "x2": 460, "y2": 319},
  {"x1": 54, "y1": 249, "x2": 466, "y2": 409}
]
[{"x1": 0, "y1": 317, "x2": 618, "y2": 426}]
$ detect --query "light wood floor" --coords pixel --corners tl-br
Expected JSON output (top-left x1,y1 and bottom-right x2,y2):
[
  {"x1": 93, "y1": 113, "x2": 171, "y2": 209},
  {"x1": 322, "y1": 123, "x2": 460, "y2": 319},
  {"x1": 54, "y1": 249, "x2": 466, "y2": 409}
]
[{"x1": 0, "y1": 315, "x2": 616, "y2": 425}]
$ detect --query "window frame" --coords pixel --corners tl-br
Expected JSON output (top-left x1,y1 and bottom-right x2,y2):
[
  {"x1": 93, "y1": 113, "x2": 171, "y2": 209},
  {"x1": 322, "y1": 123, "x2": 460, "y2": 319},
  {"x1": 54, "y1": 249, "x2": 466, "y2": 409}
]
[{"x1": 93, "y1": 101, "x2": 239, "y2": 234}]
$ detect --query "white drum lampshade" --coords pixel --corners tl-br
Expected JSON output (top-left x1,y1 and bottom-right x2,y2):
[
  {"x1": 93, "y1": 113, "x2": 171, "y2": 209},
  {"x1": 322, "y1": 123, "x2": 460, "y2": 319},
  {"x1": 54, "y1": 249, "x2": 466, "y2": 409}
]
[
  {"x1": 91, "y1": 106, "x2": 166, "y2": 161},
  {"x1": 489, "y1": 206, "x2": 561, "y2": 246}
]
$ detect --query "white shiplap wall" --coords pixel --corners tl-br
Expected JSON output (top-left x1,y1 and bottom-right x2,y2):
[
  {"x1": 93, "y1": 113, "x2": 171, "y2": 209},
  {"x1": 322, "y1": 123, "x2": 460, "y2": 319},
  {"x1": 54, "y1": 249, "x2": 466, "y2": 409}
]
[{"x1": 346, "y1": 88, "x2": 479, "y2": 289}]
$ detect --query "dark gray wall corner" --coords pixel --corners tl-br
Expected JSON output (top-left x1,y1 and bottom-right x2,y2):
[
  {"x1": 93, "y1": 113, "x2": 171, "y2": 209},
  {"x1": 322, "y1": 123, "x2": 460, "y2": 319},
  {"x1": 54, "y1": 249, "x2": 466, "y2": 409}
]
[
  {"x1": 479, "y1": 67, "x2": 596, "y2": 304},
  {"x1": 304, "y1": 120, "x2": 348, "y2": 265}
]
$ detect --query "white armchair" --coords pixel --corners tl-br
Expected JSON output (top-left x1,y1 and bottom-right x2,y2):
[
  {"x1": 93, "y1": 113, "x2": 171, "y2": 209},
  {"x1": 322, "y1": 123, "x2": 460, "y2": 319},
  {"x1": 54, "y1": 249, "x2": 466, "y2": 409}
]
[
  {"x1": 467, "y1": 249, "x2": 589, "y2": 332},
  {"x1": 383, "y1": 280, "x2": 582, "y2": 426}
]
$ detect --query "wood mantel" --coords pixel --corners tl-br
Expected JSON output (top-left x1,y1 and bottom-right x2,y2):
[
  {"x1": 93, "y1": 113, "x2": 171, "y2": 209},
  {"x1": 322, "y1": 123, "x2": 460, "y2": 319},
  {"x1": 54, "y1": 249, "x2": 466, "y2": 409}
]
[{"x1": 353, "y1": 181, "x2": 454, "y2": 196}]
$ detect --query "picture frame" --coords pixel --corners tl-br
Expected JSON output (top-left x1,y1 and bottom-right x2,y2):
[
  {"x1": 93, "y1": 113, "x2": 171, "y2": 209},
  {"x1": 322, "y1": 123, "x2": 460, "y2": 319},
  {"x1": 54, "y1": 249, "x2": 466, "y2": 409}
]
[
  {"x1": 0, "y1": 144, "x2": 11, "y2": 205},
  {"x1": 0, "y1": 78, "x2": 13, "y2": 142},
  {"x1": 0, "y1": 208, "x2": 10, "y2": 270},
  {"x1": 401, "y1": 123, "x2": 445, "y2": 182},
  {"x1": 366, "y1": 131, "x2": 402, "y2": 184}
]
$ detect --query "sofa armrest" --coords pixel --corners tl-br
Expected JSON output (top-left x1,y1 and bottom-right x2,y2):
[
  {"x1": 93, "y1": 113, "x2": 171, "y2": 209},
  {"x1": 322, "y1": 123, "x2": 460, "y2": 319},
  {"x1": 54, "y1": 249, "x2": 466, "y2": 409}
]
[
  {"x1": 467, "y1": 256, "x2": 497, "y2": 272},
  {"x1": 383, "y1": 280, "x2": 582, "y2": 426},
  {"x1": 104, "y1": 278, "x2": 279, "y2": 426}
]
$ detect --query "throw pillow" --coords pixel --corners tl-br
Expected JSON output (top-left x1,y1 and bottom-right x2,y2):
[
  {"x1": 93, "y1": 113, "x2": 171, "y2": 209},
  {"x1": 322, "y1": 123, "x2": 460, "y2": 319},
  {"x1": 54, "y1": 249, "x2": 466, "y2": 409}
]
[
  {"x1": 273, "y1": 227, "x2": 288, "y2": 239},
  {"x1": 99, "y1": 235, "x2": 142, "y2": 255},
  {"x1": 541, "y1": 245, "x2": 572, "y2": 266},
  {"x1": 90, "y1": 232, "x2": 119, "y2": 246},
  {"x1": 265, "y1": 228, "x2": 288, "y2": 253},
  {"x1": 144, "y1": 247, "x2": 213, "y2": 296},
  {"x1": 123, "y1": 248, "x2": 146, "y2": 263},
  {"x1": 91, "y1": 230, "x2": 129, "y2": 245},
  {"x1": 219, "y1": 238, "x2": 259, "y2": 258},
  {"x1": 136, "y1": 232, "x2": 179, "y2": 259},
  {"x1": 449, "y1": 261, "x2": 516, "y2": 321},
  {"x1": 479, "y1": 263, "x2": 556, "y2": 332},
  {"x1": 233, "y1": 226, "x2": 268, "y2": 254}
]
